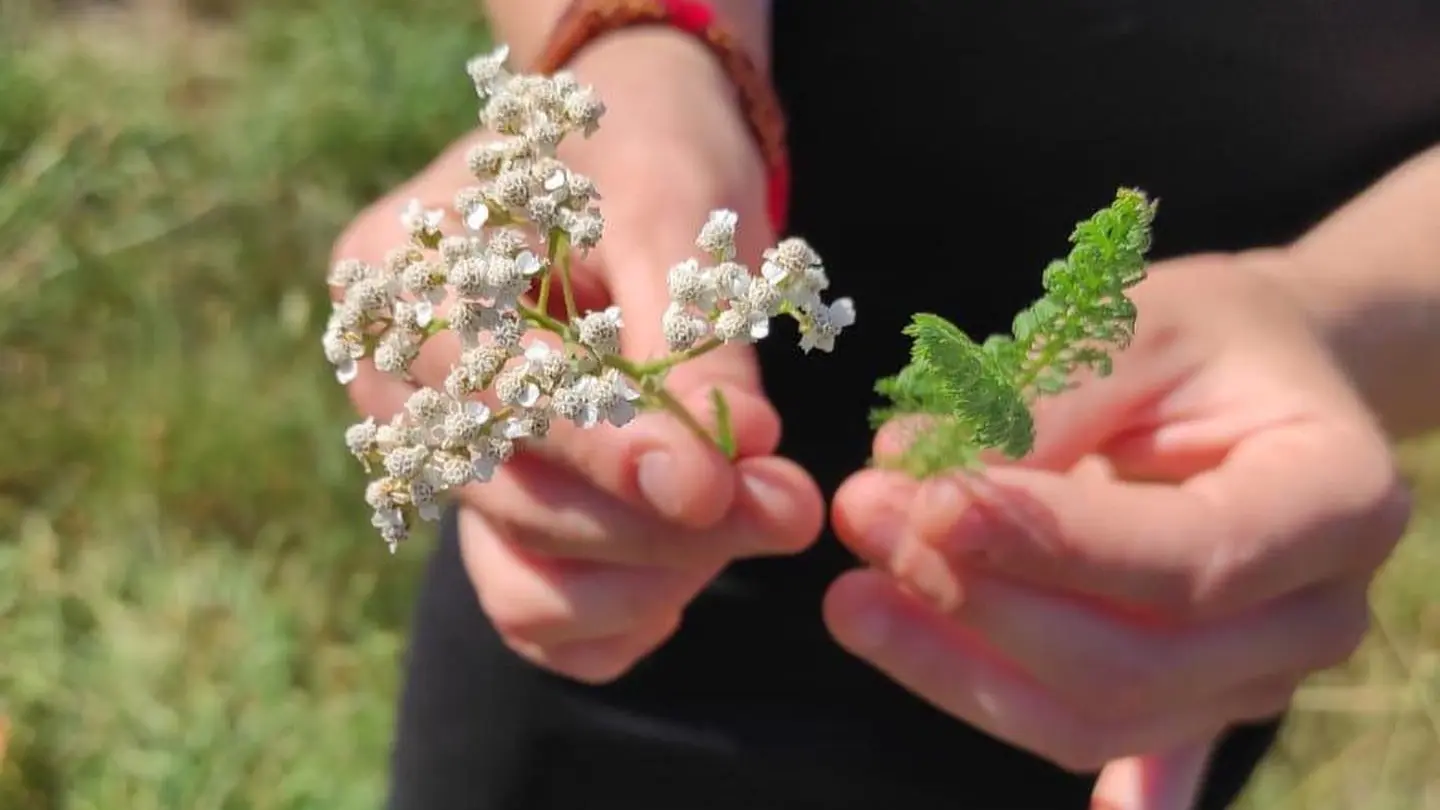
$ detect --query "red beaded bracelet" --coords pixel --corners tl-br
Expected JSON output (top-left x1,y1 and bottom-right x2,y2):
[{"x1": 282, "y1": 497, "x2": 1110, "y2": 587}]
[{"x1": 531, "y1": 0, "x2": 792, "y2": 233}]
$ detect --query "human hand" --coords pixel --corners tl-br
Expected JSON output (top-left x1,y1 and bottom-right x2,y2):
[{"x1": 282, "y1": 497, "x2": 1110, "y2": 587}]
[
  {"x1": 331, "y1": 32, "x2": 823, "y2": 683},
  {"x1": 825, "y1": 252, "x2": 1413, "y2": 809}
]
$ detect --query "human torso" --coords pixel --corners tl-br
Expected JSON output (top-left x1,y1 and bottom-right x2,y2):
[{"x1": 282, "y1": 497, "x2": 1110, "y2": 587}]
[{"x1": 531, "y1": 1, "x2": 1440, "y2": 803}]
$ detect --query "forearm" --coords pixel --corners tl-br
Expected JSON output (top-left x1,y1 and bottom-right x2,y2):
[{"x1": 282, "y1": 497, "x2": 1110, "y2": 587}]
[
  {"x1": 1279, "y1": 144, "x2": 1440, "y2": 439},
  {"x1": 480, "y1": 0, "x2": 773, "y2": 71}
]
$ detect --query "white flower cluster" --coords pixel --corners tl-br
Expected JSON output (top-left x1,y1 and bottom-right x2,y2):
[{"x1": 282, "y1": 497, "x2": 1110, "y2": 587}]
[
  {"x1": 666, "y1": 210, "x2": 856, "y2": 355},
  {"x1": 321, "y1": 46, "x2": 854, "y2": 552},
  {"x1": 459, "y1": 44, "x2": 606, "y2": 248}
]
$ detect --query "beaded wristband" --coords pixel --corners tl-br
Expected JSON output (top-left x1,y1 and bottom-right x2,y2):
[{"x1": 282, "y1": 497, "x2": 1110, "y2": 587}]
[{"x1": 531, "y1": 0, "x2": 792, "y2": 233}]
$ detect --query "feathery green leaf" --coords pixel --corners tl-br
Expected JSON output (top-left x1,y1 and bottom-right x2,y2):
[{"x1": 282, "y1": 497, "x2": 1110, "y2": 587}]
[{"x1": 870, "y1": 188, "x2": 1157, "y2": 475}]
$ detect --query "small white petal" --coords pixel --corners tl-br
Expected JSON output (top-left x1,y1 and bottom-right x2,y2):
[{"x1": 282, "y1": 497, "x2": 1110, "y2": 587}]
[
  {"x1": 608, "y1": 400, "x2": 636, "y2": 427},
  {"x1": 516, "y1": 251, "x2": 542, "y2": 276},
  {"x1": 335, "y1": 359, "x2": 359, "y2": 384},
  {"x1": 401, "y1": 199, "x2": 423, "y2": 227},
  {"x1": 517, "y1": 383, "x2": 542, "y2": 408},
  {"x1": 371, "y1": 508, "x2": 403, "y2": 529},
  {"x1": 578, "y1": 404, "x2": 600, "y2": 429},
  {"x1": 709, "y1": 209, "x2": 738, "y2": 228},
  {"x1": 465, "y1": 205, "x2": 490, "y2": 231}
]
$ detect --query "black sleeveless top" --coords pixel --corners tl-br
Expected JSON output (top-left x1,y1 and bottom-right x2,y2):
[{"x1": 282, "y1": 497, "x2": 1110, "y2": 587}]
[{"x1": 390, "y1": 4, "x2": 1440, "y2": 808}]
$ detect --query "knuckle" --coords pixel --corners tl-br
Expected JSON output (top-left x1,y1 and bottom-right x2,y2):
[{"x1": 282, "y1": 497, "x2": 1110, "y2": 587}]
[
  {"x1": 330, "y1": 197, "x2": 400, "y2": 268},
  {"x1": 329, "y1": 219, "x2": 369, "y2": 268},
  {"x1": 548, "y1": 649, "x2": 638, "y2": 685},
  {"x1": 1312, "y1": 600, "x2": 1371, "y2": 671},
  {"x1": 499, "y1": 635, "x2": 636, "y2": 685},
  {"x1": 1044, "y1": 726, "x2": 1112, "y2": 774},
  {"x1": 1233, "y1": 685, "x2": 1296, "y2": 722},
  {"x1": 1342, "y1": 440, "x2": 1412, "y2": 540},
  {"x1": 484, "y1": 601, "x2": 561, "y2": 646},
  {"x1": 1061, "y1": 653, "x2": 1170, "y2": 721},
  {"x1": 1365, "y1": 474, "x2": 1414, "y2": 546},
  {"x1": 1063, "y1": 670, "x2": 1153, "y2": 721}
]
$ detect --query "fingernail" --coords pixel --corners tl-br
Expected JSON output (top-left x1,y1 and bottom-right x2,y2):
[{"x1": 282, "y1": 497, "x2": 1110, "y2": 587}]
[
  {"x1": 893, "y1": 540, "x2": 964, "y2": 612},
  {"x1": 913, "y1": 478, "x2": 967, "y2": 536},
  {"x1": 913, "y1": 477, "x2": 993, "y2": 557},
  {"x1": 550, "y1": 639, "x2": 625, "y2": 684},
  {"x1": 846, "y1": 603, "x2": 893, "y2": 654},
  {"x1": 863, "y1": 506, "x2": 907, "y2": 559},
  {"x1": 637, "y1": 451, "x2": 682, "y2": 518},
  {"x1": 742, "y1": 471, "x2": 794, "y2": 522}
]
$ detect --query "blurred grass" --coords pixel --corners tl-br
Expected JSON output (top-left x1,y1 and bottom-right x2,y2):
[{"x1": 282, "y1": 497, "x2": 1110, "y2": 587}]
[
  {"x1": 0, "y1": 1, "x2": 486, "y2": 807},
  {"x1": 0, "y1": 1, "x2": 1435, "y2": 808}
]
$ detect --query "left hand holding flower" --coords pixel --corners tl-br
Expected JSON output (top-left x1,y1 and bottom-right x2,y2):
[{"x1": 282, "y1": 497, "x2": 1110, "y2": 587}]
[{"x1": 825, "y1": 251, "x2": 1414, "y2": 810}]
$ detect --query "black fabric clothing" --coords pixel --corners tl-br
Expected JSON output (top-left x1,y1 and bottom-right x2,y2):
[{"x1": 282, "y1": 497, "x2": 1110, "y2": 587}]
[{"x1": 389, "y1": 2, "x2": 1440, "y2": 808}]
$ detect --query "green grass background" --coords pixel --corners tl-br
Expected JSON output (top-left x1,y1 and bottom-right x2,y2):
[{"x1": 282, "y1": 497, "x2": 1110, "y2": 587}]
[{"x1": 0, "y1": 1, "x2": 1435, "y2": 807}]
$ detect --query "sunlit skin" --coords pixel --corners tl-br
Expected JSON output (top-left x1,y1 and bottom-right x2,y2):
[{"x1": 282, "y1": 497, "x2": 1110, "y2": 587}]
[
  {"x1": 338, "y1": 1, "x2": 1440, "y2": 800},
  {"x1": 828, "y1": 252, "x2": 1411, "y2": 809}
]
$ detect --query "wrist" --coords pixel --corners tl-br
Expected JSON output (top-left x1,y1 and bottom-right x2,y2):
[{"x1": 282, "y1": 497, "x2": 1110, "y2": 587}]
[
  {"x1": 566, "y1": 27, "x2": 742, "y2": 100},
  {"x1": 564, "y1": 29, "x2": 766, "y2": 179},
  {"x1": 1254, "y1": 243, "x2": 1440, "y2": 440},
  {"x1": 532, "y1": 0, "x2": 788, "y2": 230}
]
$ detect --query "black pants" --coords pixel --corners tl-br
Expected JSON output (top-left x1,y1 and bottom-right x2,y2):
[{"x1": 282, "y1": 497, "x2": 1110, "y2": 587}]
[{"x1": 386, "y1": 521, "x2": 1280, "y2": 810}]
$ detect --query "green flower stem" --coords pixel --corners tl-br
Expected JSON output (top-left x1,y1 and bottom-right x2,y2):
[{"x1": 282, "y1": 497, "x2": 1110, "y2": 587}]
[
  {"x1": 602, "y1": 353, "x2": 720, "y2": 450},
  {"x1": 547, "y1": 230, "x2": 579, "y2": 323},
  {"x1": 643, "y1": 383, "x2": 714, "y2": 448},
  {"x1": 535, "y1": 271, "x2": 552, "y2": 314},
  {"x1": 635, "y1": 337, "x2": 723, "y2": 375},
  {"x1": 516, "y1": 304, "x2": 569, "y2": 336},
  {"x1": 425, "y1": 307, "x2": 723, "y2": 452},
  {"x1": 1012, "y1": 336, "x2": 1066, "y2": 400}
]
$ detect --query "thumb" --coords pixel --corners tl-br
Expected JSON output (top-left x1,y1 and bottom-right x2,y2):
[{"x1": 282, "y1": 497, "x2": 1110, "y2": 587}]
[
  {"x1": 527, "y1": 206, "x2": 810, "y2": 534},
  {"x1": 600, "y1": 208, "x2": 781, "y2": 460},
  {"x1": 1092, "y1": 741, "x2": 1214, "y2": 810},
  {"x1": 1020, "y1": 356, "x2": 1175, "y2": 473}
]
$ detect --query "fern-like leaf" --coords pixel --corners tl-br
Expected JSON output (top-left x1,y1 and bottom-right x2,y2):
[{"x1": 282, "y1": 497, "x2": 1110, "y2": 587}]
[
  {"x1": 870, "y1": 188, "x2": 1158, "y2": 475},
  {"x1": 904, "y1": 314, "x2": 1034, "y2": 458}
]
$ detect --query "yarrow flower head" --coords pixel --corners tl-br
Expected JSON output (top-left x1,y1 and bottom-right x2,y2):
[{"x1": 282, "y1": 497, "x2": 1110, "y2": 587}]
[{"x1": 323, "y1": 46, "x2": 855, "y2": 551}]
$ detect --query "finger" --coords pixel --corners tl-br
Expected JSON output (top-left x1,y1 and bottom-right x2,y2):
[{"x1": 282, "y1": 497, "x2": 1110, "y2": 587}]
[
  {"x1": 1092, "y1": 740, "x2": 1214, "y2": 810},
  {"x1": 835, "y1": 473, "x2": 1368, "y2": 718},
  {"x1": 355, "y1": 194, "x2": 606, "y2": 394},
  {"x1": 906, "y1": 419, "x2": 1409, "y2": 618},
  {"x1": 508, "y1": 203, "x2": 784, "y2": 527},
  {"x1": 345, "y1": 356, "x2": 420, "y2": 423},
  {"x1": 943, "y1": 575, "x2": 1362, "y2": 721},
  {"x1": 514, "y1": 610, "x2": 685, "y2": 685},
  {"x1": 833, "y1": 468, "x2": 960, "y2": 601},
  {"x1": 458, "y1": 503, "x2": 713, "y2": 647},
  {"x1": 330, "y1": 199, "x2": 426, "y2": 422},
  {"x1": 823, "y1": 570, "x2": 1294, "y2": 774},
  {"x1": 461, "y1": 453, "x2": 822, "y2": 567},
  {"x1": 860, "y1": 527, "x2": 1363, "y2": 719},
  {"x1": 328, "y1": 181, "x2": 476, "y2": 422},
  {"x1": 596, "y1": 181, "x2": 778, "y2": 436},
  {"x1": 871, "y1": 414, "x2": 1084, "y2": 473},
  {"x1": 513, "y1": 378, "x2": 777, "y2": 532},
  {"x1": 332, "y1": 173, "x2": 759, "y2": 531}
]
